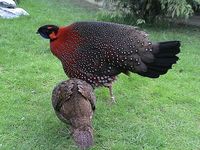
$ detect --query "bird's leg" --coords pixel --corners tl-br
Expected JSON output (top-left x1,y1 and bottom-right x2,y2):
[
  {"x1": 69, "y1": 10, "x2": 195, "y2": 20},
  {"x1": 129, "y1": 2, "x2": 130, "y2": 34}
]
[
  {"x1": 108, "y1": 84, "x2": 115, "y2": 104},
  {"x1": 104, "y1": 82, "x2": 116, "y2": 104}
]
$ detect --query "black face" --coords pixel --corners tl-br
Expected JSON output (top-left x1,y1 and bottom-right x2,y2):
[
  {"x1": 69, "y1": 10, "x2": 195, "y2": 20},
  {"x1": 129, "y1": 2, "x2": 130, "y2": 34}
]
[{"x1": 37, "y1": 25, "x2": 59, "y2": 39}]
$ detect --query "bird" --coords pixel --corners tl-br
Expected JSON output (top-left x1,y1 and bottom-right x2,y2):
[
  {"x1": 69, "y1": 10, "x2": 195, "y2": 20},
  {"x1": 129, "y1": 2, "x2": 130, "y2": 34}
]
[
  {"x1": 52, "y1": 78, "x2": 96, "y2": 150},
  {"x1": 37, "y1": 21, "x2": 180, "y2": 103}
]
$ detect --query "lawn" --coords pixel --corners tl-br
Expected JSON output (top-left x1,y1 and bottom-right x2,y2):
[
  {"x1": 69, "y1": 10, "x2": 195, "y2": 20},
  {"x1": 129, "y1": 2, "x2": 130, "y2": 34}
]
[{"x1": 0, "y1": 0, "x2": 200, "y2": 149}]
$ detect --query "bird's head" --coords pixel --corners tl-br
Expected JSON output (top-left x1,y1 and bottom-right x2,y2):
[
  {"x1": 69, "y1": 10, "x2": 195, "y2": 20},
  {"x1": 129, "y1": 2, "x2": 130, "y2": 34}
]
[{"x1": 37, "y1": 25, "x2": 59, "y2": 40}]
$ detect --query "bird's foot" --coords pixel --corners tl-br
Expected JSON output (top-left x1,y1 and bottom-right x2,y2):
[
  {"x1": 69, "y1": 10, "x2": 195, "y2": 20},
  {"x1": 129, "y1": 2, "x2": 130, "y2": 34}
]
[{"x1": 110, "y1": 96, "x2": 116, "y2": 104}]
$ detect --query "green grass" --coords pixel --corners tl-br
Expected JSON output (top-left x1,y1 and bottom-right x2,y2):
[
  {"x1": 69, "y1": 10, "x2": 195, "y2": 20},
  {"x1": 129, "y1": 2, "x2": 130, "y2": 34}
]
[{"x1": 0, "y1": 0, "x2": 200, "y2": 149}]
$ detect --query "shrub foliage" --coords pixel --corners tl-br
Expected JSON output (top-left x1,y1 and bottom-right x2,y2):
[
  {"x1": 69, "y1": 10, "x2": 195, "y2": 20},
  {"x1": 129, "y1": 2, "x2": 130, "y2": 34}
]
[{"x1": 102, "y1": 0, "x2": 200, "y2": 23}]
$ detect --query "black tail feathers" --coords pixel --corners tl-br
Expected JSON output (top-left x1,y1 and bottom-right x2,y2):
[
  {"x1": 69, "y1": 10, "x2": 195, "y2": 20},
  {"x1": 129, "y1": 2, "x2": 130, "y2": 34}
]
[{"x1": 139, "y1": 41, "x2": 180, "y2": 78}]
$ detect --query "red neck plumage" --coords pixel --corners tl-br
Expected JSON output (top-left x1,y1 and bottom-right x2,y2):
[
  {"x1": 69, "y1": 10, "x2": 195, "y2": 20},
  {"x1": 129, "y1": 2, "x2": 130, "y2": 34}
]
[{"x1": 50, "y1": 25, "x2": 81, "y2": 59}]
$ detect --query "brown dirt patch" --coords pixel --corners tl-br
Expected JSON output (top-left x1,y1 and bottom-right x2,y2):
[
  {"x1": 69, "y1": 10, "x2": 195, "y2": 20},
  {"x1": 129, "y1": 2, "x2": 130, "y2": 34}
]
[{"x1": 69, "y1": 0, "x2": 101, "y2": 11}]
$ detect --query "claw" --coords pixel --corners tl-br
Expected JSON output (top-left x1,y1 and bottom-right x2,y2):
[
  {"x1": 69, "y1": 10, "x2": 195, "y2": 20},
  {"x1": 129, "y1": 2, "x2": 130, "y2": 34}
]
[{"x1": 110, "y1": 96, "x2": 116, "y2": 104}]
